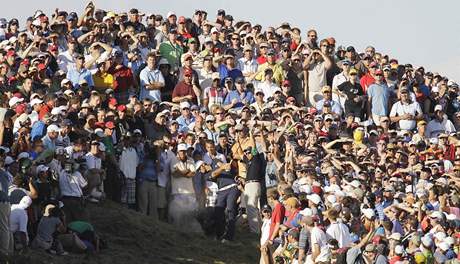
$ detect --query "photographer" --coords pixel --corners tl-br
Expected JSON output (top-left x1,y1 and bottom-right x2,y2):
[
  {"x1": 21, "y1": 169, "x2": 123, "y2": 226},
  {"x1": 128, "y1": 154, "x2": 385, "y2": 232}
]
[{"x1": 58, "y1": 158, "x2": 87, "y2": 223}]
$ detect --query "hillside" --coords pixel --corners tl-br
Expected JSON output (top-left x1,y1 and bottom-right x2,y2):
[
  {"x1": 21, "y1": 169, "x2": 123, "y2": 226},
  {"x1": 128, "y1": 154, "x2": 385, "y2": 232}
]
[{"x1": 10, "y1": 201, "x2": 259, "y2": 264}]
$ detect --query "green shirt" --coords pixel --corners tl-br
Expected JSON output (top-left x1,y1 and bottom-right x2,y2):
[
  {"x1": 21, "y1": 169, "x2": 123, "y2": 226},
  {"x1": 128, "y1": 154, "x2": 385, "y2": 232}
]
[{"x1": 159, "y1": 41, "x2": 183, "y2": 70}]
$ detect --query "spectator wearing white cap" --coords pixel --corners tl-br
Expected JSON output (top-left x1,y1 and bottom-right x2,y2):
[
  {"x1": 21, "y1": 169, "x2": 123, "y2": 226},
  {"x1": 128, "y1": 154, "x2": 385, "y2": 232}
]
[
  {"x1": 389, "y1": 86, "x2": 423, "y2": 130},
  {"x1": 28, "y1": 97, "x2": 43, "y2": 125},
  {"x1": 426, "y1": 105, "x2": 456, "y2": 138},
  {"x1": 175, "y1": 101, "x2": 195, "y2": 133},
  {"x1": 41, "y1": 124, "x2": 60, "y2": 151},
  {"x1": 169, "y1": 143, "x2": 200, "y2": 231}
]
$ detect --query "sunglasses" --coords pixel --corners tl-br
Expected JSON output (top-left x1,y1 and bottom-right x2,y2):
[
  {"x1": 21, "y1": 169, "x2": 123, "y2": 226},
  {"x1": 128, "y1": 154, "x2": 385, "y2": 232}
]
[{"x1": 215, "y1": 112, "x2": 224, "y2": 115}]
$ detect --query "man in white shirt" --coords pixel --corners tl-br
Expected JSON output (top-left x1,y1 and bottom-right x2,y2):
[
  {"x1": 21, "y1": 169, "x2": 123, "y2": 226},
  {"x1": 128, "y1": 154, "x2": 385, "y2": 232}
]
[
  {"x1": 85, "y1": 141, "x2": 104, "y2": 201},
  {"x1": 169, "y1": 143, "x2": 201, "y2": 232},
  {"x1": 57, "y1": 37, "x2": 78, "y2": 72},
  {"x1": 139, "y1": 52, "x2": 165, "y2": 101},
  {"x1": 256, "y1": 68, "x2": 280, "y2": 101},
  {"x1": 325, "y1": 208, "x2": 352, "y2": 248},
  {"x1": 303, "y1": 215, "x2": 330, "y2": 263},
  {"x1": 237, "y1": 44, "x2": 258, "y2": 83},
  {"x1": 426, "y1": 104, "x2": 456, "y2": 138},
  {"x1": 389, "y1": 87, "x2": 423, "y2": 131},
  {"x1": 203, "y1": 140, "x2": 226, "y2": 166},
  {"x1": 331, "y1": 59, "x2": 351, "y2": 108}
]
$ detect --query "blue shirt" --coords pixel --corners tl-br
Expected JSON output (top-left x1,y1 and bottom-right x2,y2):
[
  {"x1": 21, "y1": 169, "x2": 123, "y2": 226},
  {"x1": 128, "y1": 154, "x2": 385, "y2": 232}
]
[
  {"x1": 137, "y1": 159, "x2": 158, "y2": 182},
  {"x1": 368, "y1": 82, "x2": 390, "y2": 116},
  {"x1": 31, "y1": 121, "x2": 46, "y2": 141},
  {"x1": 218, "y1": 64, "x2": 243, "y2": 86},
  {"x1": 41, "y1": 135, "x2": 56, "y2": 151},
  {"x1": 223, "y1": 90, "x2": 255, "y2": 108},
  {"x1": 66, "y1": 66, "x2": 94, "y2": 89},
  {"x1": 316, "y1": 99, "x2": 343, "y2": 116},
  {"x1": 139, "y1": 66, "x2": 165, "y2": 102},
  {"x1": 176, "y1": 115, "x2": 195, "y2": 133}
]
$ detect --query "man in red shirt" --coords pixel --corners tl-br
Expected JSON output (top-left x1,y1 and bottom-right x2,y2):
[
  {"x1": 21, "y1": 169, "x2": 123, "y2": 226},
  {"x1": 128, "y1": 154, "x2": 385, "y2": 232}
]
[
  {"x1": 38, "y1": 94, "x2": 57, "y2": 120},
  {"x1": 257, "y1": 42, "x2": 269, "y2": 65},
  {"x1": 172, "y1": 68, "x2": 201, "y2": 104},
  {"x1": 360, "y1": 61, "x2": 377, "y2": 93},
  {"x1": 263, "y1": 188, "x2": 285, "y2": 248},
  {"x1": 109, "y1": 51, "x2": 136, "y2": 104}
]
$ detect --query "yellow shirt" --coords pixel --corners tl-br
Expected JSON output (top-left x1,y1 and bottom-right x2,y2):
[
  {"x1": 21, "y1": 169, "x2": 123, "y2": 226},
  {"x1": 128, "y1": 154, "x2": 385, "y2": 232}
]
[
  {"x1": 92, "y1": 72, "x2": 114, "y2": 96},
  {"x1": 254, "y1": 62, "x2": 285, "y2": 86}
]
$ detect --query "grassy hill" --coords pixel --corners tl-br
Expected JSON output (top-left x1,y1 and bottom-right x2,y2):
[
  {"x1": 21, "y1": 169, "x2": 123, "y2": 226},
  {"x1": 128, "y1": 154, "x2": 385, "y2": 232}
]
[{"x1": 10, "y1": 201, "x2": 259, "y2": 264}]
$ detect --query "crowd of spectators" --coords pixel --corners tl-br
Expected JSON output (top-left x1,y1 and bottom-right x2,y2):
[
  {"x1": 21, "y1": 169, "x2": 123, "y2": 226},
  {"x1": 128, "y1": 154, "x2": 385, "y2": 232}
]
[{"x1": 0, "y1": 2, "x2": 459, "y2": 263}]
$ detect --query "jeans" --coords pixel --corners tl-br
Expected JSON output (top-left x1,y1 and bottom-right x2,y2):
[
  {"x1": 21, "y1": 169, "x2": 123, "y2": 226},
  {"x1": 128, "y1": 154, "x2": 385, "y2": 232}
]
[{"x1": 215, "y1": 186, "x2": 240, "y2": 240}]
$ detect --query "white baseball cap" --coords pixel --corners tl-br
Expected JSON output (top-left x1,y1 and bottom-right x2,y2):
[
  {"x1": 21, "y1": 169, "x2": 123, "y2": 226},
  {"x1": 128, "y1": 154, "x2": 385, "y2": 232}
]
[
  {"x1": 30, "y1": 98, "x2": 43, "y2": 107},
  {"x1": 180, "y1": 101, "x2": 191, "y2": 109},
  {"x1": 306, "y1": 194, "x2": 321, "y2": 205},
  {"x1": 46, "y1": 124, "x2": 60, "y2": 133},
  {"x1": 299, "y1": 208, "x2": 312, "y2": 217},
  {"x1": 177, "y1": 143, "x2": 188, "y2": 151},
  {"x1": 8, "y1": 97, "x2": 24, "y2": 107},
  {"x1": 362, "y1": 208, "x2": 375, "y2": 220},
  {"x1": 36, "y1": 164, "x2": 49, "y2": 173},
  {"x1": 166, "y1": 11, "x2": 176, "y2": 18},
  {"x1": 60, "y1": 78, "x2": 71, "y2": 86}
]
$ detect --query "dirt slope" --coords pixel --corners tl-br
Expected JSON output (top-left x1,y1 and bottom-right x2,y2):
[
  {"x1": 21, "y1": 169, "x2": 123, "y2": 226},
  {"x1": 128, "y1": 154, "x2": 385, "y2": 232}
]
[{"x1": 10, "y1": 201, "x2": 259, "y2": 264}]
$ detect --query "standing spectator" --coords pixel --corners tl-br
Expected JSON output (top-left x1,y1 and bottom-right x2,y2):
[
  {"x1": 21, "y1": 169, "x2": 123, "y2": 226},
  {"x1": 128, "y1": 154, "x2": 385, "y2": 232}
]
[
  {"x1": 139, "y1": 52, "x2": 165, "y2": 101},
  {"x1": 304, "y1": 49, "x2": 332, "y2": 106},
  {"x1": 390, "y1": 87, "x2": 423, "y2": 130},
  {"x1": 119, "y1": 135, "x2": 139, "y2": 209},
  {"x1": 367, "y1": 69, "x2": 391, "y2": 126}
]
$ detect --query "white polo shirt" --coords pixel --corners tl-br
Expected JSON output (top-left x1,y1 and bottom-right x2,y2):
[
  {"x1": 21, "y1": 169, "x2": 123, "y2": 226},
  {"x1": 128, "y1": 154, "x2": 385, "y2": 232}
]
[{"x1": 389, "y1": 100, "x2": 422, "y2": 130}]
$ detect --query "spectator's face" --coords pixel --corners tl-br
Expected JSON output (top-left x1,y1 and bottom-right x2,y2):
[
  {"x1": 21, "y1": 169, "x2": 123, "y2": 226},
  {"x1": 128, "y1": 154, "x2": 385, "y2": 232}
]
[
  {"x1": 184, "y1": 74, "x2": 192, "y2": 84},
  {"x1": 307, "y1": 31, "x2": 317, "y2": 42}
]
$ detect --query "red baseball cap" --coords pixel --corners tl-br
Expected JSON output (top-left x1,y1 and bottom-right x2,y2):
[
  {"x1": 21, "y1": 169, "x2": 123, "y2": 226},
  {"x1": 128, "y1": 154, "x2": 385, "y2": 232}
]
[
  {"x1": 287, "y1": 96, "x2": 296, "y2": 102},
  {"x1": 282, "y1": 80, "x2": 291, "y2": 87},
  {"x1": 369, "y1": 61, "x2": 378, "y2": 68},
  {"x1": 6, "y1": 50, "x2": 15, "y2": 57},
  {"x1": 105, "y1": 121, "x2": 115, "y2": 129},
  {"x1": 108, "y1": 98, "x2": 117, "y2": 106},
  {"x1": 184, "y1": 68, "x2": 193, "y2": 77},
  {"x1": 117, "y1": 105, "x2": 127, "y2": 112},
  {"x1": 375, "y1": 69, "x2": 383, "y2": 75},
  {"x1": 40, "y1": 16, "x2": 49, "y2": 23},
  {"x1": 37, "y1": 63, "x2": 46, "y2": 71}
]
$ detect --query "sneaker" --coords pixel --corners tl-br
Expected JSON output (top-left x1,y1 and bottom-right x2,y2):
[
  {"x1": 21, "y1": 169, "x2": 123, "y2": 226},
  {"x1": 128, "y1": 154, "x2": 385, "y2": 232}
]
[
  {"x1": 47, "y1": 249, "x2": 57, "y2": 255},
  {"x1": 221, "y1": 239, "x2": 229, "y2": 244},
  {"x1": 57, "y1": 251, "x2": 69, "y2": 256}
]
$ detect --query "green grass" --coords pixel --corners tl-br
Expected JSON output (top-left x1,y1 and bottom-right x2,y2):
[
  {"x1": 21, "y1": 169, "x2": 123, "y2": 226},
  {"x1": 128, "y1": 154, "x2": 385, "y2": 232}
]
[{"x1": 10, "y1": 201, "x2": 259, "y2": 264}]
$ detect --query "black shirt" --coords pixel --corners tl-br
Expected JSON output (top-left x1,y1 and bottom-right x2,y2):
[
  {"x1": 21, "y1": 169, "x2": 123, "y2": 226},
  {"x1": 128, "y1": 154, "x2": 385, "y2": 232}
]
[
  {"x1": 244, "y1": 152, "x2": 265, "y2": 181},
  {"x1": 338, "y1": 81, "x2": 364, "y2": 110}
]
